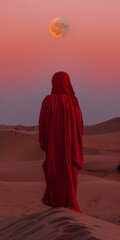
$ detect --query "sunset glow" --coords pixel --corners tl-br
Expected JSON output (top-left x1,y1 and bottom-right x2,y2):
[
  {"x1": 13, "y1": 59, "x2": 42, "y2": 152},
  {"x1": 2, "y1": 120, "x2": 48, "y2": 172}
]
[{"x1": 0, "y1": 0, "x2": 120, "y2": 125}]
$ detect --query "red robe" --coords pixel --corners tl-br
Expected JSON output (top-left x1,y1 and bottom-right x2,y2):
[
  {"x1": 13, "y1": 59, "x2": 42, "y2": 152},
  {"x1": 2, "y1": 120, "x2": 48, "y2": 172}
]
[{"x1": 39, "y1": 71, "x2": 84, "y2": 213}]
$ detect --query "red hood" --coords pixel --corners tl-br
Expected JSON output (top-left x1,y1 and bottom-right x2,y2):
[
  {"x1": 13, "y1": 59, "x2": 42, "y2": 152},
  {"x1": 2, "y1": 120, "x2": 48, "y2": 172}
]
[{"x1": 51, "y1": 71, "x2": 75, "y2": 96}]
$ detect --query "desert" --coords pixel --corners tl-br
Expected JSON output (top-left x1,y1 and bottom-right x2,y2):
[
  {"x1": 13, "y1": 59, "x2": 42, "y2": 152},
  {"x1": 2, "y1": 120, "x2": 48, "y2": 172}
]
[{"x1": 0, "y1": 117, "x2": 120, "y2": 239}]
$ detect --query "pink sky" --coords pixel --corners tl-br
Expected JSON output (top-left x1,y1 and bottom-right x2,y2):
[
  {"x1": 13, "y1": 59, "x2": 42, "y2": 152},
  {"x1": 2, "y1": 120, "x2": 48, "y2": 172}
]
[{"x1": 0, "y1": 0, "x2": 120, "y2": 125}]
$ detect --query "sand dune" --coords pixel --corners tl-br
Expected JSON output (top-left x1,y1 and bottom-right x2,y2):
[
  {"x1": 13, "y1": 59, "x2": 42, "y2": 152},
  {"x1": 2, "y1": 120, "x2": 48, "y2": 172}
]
[
  {"x1": 0, "y1": 130, "x2": 44, "y2": 163},
  {"x1": 0, "y1": 160, "x2": 45, "y2": 182},
  {"x1": 83, "y1": 132, "x2": 120, "y2": 151},
  {"x1": 0, "y1": 124, "x2": 38, "y2": 131},
  {"x1": 0, "y1": 207, "x2": 120, "y2": 240},
  {"x1": 81, "y1": 152, "x2": 120, "y2": 179},
  {"x1": 0, "y1": 129, "x2": 100, "y2": 164},
  {"x1": 0, "y1": 117, "x2": 120, "y2": 239},
  {"x1": 1, "y1": 129, "x2": 119, "y2": 165},
  {"x1": 1, "y1": 117, "x2": 120, "y2": 135},
  {"x1": 0, "y1": 151, "x2": 119, "y2": 181},
  {"x1": 84, "y1": 117, "x2": 120, "y2": 135}
]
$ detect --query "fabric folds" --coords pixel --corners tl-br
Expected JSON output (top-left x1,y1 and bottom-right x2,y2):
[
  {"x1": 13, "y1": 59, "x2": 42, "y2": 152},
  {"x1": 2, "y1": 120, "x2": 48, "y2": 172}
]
[{"x1": 38, "y1": 72, "x2": 84, "y2": 213}]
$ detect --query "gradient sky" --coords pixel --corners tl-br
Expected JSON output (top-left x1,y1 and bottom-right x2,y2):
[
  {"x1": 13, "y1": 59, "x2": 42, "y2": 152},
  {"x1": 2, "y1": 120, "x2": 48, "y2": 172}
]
[{"x1": 0, "y1": 0, "x2": 120, "y2": 126}]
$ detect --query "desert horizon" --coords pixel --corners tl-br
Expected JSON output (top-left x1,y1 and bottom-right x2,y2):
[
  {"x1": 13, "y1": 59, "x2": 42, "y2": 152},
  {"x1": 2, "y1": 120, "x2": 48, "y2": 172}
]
[{"x1": 0, "y1": 116, "x2": 120, "y2": 239}]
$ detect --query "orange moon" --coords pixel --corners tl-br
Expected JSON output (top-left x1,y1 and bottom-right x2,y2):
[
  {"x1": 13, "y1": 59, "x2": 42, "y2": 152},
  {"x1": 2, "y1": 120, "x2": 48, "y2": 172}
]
[{"x1": 49, "y1": 18, "x2": 69, "y2": 38}]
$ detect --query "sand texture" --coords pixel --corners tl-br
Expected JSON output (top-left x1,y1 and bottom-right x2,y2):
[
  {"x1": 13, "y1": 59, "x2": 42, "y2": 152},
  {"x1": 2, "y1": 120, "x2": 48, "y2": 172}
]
[{"x1": 0, "y1": 117, "x2": 120, "y2": 239}]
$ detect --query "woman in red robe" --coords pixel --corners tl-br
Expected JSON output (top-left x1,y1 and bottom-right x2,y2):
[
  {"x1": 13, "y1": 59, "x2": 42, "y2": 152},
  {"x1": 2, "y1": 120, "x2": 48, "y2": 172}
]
[{"x1": 38, "y1": 71, "x2": 84, "y2": 214}]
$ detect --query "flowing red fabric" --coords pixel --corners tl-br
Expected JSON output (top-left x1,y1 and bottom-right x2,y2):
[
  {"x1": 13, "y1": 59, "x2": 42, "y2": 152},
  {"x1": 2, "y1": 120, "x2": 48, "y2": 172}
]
[{"x1": 39, "y1": 71, "x2": 84, "y2": 213}]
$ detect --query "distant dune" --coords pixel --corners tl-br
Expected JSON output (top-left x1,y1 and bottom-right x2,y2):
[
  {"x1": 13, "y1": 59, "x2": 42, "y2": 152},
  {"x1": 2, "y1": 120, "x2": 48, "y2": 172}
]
[
  {"x1": 0, "y1": 130, "x2": 44, "y2": 163},
  {"x1": 1, "y1": 117, "x2": 120, "y2": 135},
  {"x1": 84, "y1": 117, "x2": 120, "y2": 135},
  {"x1": 83, "y1": 132, "x2": 120, "y2": 151},
  {"x1": 0, "y1": 125, "x2": 38, "y2": 131}
]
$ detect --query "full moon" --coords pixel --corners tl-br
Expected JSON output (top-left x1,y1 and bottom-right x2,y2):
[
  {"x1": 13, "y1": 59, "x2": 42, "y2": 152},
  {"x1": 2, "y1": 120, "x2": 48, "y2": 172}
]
[{"x1": 49, "y1": 18, "x2": 69, "y2": 38}]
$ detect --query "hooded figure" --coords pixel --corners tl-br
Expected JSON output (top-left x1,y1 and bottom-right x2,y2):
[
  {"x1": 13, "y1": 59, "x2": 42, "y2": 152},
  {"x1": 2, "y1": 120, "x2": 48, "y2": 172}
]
[{"x1": 38, "y1": 71, "x2": 84, "y2": 213}]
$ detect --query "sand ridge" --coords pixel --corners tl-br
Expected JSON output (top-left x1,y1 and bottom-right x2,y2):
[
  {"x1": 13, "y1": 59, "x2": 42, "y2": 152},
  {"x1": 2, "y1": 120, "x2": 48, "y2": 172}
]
[{"x1": 0, "y1": 207, "x2": 120, "y2": 240}]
